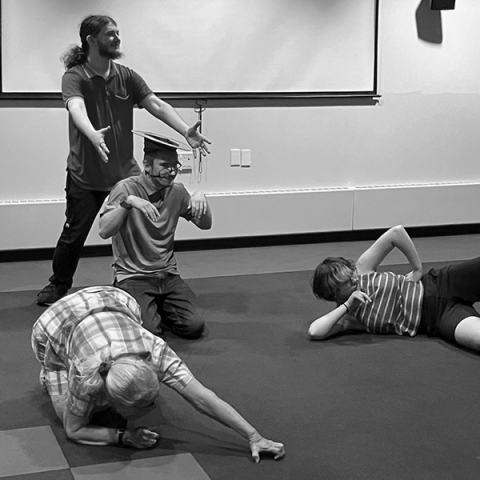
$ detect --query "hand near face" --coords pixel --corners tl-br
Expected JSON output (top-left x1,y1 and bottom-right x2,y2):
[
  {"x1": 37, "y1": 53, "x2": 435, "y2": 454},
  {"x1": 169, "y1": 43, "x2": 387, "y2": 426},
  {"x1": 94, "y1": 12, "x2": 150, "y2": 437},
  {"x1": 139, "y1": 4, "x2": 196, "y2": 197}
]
[{"x1": 345, "y1": 290, "x2": 371, "y2": 311}]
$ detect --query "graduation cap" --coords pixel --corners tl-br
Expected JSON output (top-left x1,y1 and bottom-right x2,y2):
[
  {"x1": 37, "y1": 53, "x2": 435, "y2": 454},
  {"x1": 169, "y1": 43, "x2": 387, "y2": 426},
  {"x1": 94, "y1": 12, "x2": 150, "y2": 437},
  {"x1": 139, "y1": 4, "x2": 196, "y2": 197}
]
[{"x1": 132, "y1": 130, "x2": 191, "y2": 157}]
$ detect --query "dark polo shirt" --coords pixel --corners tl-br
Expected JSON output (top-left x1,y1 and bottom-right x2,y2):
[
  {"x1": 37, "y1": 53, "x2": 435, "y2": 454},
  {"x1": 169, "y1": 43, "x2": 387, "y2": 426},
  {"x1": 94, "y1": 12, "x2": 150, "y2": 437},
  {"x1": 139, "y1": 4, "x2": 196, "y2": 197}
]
[{"x1": 62, "y1": 62, "x2": 152, "y2": 191}]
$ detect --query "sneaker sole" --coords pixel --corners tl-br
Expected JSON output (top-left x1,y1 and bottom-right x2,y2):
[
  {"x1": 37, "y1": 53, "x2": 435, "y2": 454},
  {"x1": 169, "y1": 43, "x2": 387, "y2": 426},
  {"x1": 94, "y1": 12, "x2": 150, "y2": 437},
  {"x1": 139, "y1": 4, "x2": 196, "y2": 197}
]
[{"x1": 36, "y1": 301, "x2": 54, "y2": 307}]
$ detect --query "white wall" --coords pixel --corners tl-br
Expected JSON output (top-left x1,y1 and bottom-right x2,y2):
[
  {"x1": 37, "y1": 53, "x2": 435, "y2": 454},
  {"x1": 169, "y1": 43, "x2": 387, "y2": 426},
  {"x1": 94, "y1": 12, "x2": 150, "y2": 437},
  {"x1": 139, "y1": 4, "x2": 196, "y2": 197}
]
[{"x1": 1, "y1": 0, "x2": 480, "y2": 250}]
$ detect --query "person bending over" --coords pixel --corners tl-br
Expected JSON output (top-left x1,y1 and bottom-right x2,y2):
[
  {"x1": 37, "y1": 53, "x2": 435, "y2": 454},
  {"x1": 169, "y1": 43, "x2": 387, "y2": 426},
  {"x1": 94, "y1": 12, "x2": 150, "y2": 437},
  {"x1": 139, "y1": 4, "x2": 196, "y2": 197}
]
[
  {"x1": 32, "y1": 286, "x2": 285, "y2": 462},
  {"x1": 37, "y1": 14, "x2": 210, "y2": 306},
  {"x1": 309, "y1": 225, "x2": 480, "y2": 352},
  {"x1": 99, "y1": 133, "x2": 211, "y2": 339}
]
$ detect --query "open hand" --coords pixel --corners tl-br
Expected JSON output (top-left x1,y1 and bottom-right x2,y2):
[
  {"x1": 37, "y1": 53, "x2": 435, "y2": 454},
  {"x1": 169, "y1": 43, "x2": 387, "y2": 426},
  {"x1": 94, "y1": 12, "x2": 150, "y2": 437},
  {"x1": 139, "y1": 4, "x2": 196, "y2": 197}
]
[
  {"x1": 91, "y1": 126, "x2": 111, "y2": 163},
  {"x1": 249, "y1": 436, "x2": 285, "y2": 463},
  {"x1": 186, "y1": 121, "x2": 211, "y2": 157}
]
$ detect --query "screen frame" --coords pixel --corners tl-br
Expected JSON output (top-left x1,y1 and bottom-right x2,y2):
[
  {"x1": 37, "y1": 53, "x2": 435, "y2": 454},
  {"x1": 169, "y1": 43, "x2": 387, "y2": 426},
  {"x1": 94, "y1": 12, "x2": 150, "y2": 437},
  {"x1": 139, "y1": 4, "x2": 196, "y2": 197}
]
[{"x1": 0, "y1": 0, "x2": 380, "y2": 108}]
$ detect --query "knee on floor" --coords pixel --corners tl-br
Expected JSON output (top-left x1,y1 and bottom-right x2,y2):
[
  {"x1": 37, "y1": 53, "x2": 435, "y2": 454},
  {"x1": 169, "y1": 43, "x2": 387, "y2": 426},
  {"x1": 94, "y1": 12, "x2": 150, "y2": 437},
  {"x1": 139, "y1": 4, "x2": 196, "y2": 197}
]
[
  {"x1": 454, "y1": 316, "x2": 480, "y2": 352},
  {"x1": 183, "y1": 319, "x2": 205, "y2": 339}
]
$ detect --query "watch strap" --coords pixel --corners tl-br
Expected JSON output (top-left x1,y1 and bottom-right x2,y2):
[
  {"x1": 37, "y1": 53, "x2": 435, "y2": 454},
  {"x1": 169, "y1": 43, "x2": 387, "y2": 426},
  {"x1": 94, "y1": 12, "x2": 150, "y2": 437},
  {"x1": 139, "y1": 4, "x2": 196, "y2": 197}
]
[
  {"x1": 117, "y1": 427, "x2": 126, "y2": 446},
  {"x1": 120, "y1": 198, "x2": 132, "y2": 210}
]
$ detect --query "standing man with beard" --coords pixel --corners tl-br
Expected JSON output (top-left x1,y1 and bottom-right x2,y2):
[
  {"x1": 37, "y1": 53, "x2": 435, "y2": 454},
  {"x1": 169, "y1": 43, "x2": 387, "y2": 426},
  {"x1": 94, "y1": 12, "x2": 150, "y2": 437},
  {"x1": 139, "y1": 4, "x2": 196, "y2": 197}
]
[
  {"x1": 37, "y1": 15, "x2": 211, "y2": 306},
  {"x1": 99, "y1": 133, "x2": 212, "y2": 339}
]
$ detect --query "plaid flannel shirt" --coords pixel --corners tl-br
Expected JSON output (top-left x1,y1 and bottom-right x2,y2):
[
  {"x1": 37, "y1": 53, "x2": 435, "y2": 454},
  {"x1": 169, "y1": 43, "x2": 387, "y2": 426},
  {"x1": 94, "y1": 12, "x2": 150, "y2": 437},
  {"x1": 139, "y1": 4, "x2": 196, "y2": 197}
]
[{"x1": 32, "y1": 286, "x2": 193, "y2": 417}]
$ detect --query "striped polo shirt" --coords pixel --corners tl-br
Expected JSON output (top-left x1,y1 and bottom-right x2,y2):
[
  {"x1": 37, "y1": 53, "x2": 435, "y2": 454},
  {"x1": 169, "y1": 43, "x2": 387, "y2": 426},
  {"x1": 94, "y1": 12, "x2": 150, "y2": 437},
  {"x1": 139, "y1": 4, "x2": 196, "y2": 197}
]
[{"x1": 351, "y1": 272, "x2": 424, "y2": 336}]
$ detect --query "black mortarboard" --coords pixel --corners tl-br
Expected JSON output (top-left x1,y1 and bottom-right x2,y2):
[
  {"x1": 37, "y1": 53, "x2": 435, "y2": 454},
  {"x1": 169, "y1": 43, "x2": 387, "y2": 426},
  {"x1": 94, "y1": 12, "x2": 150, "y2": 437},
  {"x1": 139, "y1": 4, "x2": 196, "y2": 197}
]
[{"x1": 133, "y1": 130, "x2": 191, "y2": 157}]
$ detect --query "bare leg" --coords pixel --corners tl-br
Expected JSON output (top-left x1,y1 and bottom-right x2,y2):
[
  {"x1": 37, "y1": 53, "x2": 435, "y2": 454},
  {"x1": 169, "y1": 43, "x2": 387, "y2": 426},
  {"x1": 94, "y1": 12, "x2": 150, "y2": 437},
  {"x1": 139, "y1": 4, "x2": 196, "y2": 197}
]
[
  {"x1": 454, "y1": 317, "x2": 480, "y2": 351},
  {"x1": 50, "y1": 394, "x2": 67, "y2": 423}
]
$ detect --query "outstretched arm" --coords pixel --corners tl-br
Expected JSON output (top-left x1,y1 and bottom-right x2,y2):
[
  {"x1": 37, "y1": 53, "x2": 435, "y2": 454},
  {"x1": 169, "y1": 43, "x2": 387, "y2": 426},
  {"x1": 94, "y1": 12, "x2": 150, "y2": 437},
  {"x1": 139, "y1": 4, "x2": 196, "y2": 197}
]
[
  {"x1": 67, "y1": 97, "x2": 111, "y2": 163},
  {"x1": 179, "y1": 378, "x2": 285, "y2": 463},
  {"x1": 356, "y1": 225, "x2": 423, "y2": 280},
  {"x1": 140, "y1": 95, "x2": 211, "y2": 157}
]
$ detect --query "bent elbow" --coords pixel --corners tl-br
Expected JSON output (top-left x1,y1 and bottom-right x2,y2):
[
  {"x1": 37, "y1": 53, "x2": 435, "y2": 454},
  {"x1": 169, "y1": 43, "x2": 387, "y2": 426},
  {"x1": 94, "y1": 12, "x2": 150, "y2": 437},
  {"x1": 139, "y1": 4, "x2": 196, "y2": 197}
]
[
  {"x1": 98, "y1": 229, "x2": 110, "y2": 240},
  {"x1": 98, "y1": 221, "x2": 113, "y2": 239},
  {"x1": 308, "y1": 326, "x2": 327, "y2": 341},
  {"x1": 196, "y1": 217, "x2": 213, "y2": 230},
  {"x1": 64, "y1": 426, "x2": 81, "y2": 443}
]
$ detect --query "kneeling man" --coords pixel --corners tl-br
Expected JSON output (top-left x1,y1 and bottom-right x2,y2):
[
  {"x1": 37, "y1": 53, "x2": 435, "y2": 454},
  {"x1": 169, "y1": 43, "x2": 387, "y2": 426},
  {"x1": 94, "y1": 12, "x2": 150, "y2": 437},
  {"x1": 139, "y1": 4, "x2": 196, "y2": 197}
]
[{"x1": 100, "y1": 132, "x2": 211, "y2": 339}]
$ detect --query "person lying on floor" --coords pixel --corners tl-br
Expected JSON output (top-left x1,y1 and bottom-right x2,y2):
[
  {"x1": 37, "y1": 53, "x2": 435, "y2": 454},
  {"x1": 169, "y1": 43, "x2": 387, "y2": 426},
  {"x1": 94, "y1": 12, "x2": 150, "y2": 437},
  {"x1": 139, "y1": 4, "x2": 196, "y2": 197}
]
[
  {"x1": 308, "y1": 225, "x2": 480, "y2": 352},
  {"x1": 31, "y1": 286, "x2": 285, "y2": 462}
]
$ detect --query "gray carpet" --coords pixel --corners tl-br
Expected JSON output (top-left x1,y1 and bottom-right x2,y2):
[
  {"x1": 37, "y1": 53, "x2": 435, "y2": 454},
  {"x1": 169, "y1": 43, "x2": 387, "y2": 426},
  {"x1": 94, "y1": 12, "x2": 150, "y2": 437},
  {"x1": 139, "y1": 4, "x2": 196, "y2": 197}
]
[{"x1": 1, "y1": 264, "x2": 480, "y2": 479}]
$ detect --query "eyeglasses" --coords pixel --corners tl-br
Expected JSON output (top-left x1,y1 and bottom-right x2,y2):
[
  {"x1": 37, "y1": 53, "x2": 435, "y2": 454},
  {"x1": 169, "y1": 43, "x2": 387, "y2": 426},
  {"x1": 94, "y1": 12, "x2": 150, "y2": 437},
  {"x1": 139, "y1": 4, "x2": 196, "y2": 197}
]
[{"x1": 158, "y1": 163, "x2": 182, "y2": 174}]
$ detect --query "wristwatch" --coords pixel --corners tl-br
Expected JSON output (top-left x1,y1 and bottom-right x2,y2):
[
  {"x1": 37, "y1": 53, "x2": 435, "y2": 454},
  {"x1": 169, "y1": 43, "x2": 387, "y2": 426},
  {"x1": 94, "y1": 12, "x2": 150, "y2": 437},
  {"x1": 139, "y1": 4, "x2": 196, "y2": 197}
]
[
  {"x1": 120, "y1": 197, "x2": 132, "y2": 210},
  {"x1": 116, "y1": 427, "x2": 126, "y2": 446}
]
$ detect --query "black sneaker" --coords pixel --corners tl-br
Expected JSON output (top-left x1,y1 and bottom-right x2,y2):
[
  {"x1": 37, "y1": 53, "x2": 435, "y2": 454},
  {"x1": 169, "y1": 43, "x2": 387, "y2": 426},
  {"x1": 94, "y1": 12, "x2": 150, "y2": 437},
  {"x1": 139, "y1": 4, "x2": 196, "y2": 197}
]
[{"x1": 36, "y1": 283, "x2": 69, "y2": 306}]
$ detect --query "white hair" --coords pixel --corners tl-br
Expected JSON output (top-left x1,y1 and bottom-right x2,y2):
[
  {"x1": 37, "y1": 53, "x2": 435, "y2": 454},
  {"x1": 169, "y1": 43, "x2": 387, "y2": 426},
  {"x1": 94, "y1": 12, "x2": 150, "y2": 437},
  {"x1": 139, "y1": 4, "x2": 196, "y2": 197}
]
[{"x1": 76, "y1": 352, "x2": 160, "y2": 408}]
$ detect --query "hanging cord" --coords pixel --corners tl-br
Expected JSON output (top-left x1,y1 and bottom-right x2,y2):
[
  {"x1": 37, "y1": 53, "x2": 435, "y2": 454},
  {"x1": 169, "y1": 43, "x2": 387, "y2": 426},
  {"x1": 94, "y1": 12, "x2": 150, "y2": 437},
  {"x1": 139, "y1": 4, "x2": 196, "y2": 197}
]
[{"x1": 194, "y1": 100, "x2": 208, "y2": 177}]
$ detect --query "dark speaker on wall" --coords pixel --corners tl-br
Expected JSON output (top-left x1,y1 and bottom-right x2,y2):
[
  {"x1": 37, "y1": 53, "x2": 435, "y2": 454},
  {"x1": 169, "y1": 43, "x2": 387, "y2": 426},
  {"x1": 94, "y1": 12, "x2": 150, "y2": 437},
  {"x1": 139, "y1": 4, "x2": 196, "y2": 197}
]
[{"x1": 431, "y1": 0, "x2": 456, "y2": 9}]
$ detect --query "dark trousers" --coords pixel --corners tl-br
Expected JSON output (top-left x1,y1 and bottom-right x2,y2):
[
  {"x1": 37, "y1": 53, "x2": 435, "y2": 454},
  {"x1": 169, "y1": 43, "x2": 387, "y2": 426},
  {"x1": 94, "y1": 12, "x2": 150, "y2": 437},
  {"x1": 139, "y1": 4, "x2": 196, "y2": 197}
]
[
  {"x1": 49, "y1": 174, "x2": 109, "y2": 288},
  {"x1": 115, "y1": 273, "x2": 205, "y2": 339},
  {"x1": 421, "y1": 257, "x2": 480, "y2": 341}
]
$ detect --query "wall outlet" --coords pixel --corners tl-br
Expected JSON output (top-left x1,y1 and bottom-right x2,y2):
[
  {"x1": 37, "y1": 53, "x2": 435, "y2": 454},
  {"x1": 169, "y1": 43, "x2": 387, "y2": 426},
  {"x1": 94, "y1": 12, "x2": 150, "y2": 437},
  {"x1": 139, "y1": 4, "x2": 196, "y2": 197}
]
[
  {"x1": 230, "y1": 149, "x2": 241, "y2": 166},
  {"x1": 241, "y1": 149, "x2": 252, "y2": 167},
  {"x1": 178, "y1": 152, "x2": 194, "y2": 174}
]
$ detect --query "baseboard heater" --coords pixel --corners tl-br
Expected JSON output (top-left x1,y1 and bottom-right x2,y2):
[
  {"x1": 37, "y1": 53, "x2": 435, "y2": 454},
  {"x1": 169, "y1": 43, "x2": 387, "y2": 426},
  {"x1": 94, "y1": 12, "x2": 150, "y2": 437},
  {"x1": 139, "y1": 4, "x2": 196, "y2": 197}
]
[{"x1": 1, "y1": 182, "x2": 480, "y2": 251}]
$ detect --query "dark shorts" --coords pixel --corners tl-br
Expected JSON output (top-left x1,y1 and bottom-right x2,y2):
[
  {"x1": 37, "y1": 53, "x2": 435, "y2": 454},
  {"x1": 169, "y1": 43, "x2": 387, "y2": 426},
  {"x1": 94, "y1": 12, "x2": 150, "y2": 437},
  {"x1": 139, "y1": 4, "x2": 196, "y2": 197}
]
[{"x1": 420, "y1": 257, "x2": 480, "y2": 343}]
